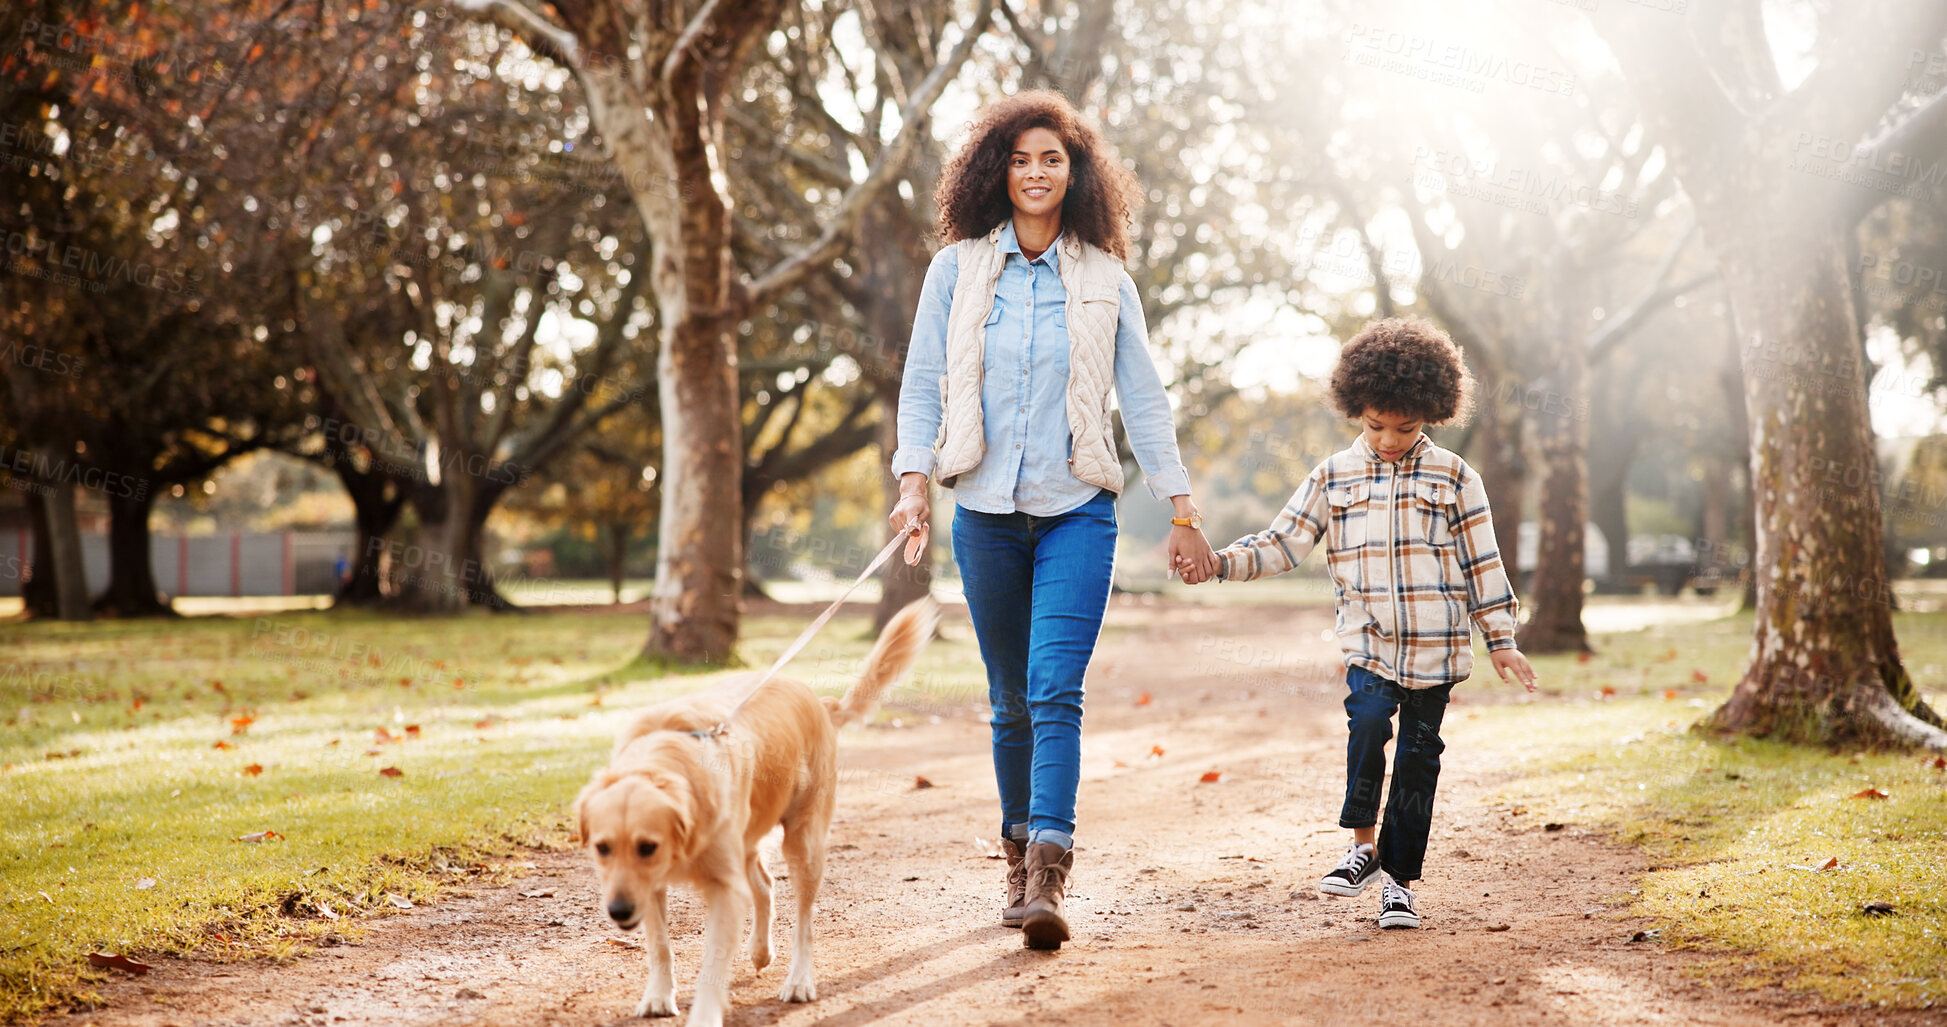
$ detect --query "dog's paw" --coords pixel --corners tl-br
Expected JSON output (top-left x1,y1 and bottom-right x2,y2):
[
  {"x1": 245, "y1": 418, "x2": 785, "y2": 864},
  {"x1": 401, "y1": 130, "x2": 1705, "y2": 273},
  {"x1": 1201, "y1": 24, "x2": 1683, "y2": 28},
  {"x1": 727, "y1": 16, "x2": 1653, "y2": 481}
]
[
  {"x1": 778, "y1": 975, "x2": 817, "y2": 1003},
  {"x1": 748, "y1": 938, "x2": 772, "y2": 972},
  {"x1": 634, "y1": 990, "x2": 679, "y2": 1018}
]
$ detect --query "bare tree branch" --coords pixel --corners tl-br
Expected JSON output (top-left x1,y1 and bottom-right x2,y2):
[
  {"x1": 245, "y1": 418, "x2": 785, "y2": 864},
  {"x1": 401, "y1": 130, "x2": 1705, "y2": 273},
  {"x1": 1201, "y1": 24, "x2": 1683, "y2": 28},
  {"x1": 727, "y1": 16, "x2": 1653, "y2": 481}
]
[{"x1": 742, "y1": 0, "x2": 995, "y2": 307}]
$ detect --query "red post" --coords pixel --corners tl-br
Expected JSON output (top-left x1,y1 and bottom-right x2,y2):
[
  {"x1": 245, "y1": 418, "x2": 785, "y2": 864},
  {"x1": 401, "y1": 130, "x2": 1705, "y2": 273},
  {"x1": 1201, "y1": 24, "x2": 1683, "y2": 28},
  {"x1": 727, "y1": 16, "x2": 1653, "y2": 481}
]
[{"x1": 230, "y1": 533, "x2": 242, "y2": 597}]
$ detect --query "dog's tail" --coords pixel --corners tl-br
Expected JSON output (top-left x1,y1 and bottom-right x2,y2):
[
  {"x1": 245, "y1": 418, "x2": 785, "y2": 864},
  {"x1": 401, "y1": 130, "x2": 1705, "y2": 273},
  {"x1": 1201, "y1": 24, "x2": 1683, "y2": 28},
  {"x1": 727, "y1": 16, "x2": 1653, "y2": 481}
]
[{"x1": 824, "y1": 597, "x2": 940, "y2": 729}]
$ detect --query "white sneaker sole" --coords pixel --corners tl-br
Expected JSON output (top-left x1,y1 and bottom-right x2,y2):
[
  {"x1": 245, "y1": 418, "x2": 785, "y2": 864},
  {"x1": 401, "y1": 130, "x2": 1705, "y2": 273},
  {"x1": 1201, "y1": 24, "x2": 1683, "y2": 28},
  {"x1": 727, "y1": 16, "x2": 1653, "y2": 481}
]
[
  {"x1": 1378, "y1": 909, "x2": 1421, "y2": 928},
  {"x1": 1317, "y1": 874, "x2": 1377, "y2": 897}
]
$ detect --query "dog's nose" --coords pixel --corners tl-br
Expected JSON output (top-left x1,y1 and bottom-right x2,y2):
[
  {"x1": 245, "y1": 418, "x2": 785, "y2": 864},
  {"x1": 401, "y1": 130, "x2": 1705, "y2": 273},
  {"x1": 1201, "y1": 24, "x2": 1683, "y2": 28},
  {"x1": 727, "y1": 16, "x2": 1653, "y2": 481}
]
[{"x1": 608, "y1": 898, "x2": 635, "y2": 924}]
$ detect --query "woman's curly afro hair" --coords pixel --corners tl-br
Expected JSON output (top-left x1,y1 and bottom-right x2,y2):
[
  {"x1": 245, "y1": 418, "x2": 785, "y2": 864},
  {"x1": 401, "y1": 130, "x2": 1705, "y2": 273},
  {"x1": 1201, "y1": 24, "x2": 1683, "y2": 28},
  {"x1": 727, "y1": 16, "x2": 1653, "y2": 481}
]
[
  {"x1": 1329, "y1": 317, "x2": 1476, "y2": 426},
  {"x1": 934, "y1": 90, "x2": 1140, "y2": 260}
]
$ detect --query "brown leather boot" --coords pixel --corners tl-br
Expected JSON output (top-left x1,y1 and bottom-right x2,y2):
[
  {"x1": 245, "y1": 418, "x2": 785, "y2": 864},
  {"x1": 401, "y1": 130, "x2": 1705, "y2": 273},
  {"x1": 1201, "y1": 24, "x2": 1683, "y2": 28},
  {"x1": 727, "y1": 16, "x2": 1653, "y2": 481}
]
[
  {"x1": 1001, "y1": 838, "x2": 1029, "y2": 928},
  {"x1": 1020, "y1": 842, "x2": 1073, "y2": 950}
]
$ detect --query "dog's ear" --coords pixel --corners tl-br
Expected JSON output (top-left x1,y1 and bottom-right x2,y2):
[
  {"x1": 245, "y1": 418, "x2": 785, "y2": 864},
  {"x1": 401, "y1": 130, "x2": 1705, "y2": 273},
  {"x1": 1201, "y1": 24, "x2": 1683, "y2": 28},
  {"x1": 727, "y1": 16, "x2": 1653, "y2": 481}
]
[{"x1": 573, "y1": 771, "x2": 614, "y2": 846}]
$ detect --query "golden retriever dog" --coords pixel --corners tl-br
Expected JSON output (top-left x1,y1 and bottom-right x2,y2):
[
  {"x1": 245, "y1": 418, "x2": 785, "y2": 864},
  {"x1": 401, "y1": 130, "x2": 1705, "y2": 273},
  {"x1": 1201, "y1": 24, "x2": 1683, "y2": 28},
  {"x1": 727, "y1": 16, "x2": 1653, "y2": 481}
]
[{"x1": 575, "y1": 597, "x2": 938, "y2": 1026}]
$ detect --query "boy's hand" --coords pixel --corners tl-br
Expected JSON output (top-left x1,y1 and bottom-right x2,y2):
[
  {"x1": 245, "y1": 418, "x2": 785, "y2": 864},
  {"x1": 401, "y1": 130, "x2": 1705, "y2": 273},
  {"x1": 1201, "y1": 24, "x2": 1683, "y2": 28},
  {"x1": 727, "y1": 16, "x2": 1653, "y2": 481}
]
[{"x1": 1490, "y1": 648, "x2": 1538, "y2": 692}]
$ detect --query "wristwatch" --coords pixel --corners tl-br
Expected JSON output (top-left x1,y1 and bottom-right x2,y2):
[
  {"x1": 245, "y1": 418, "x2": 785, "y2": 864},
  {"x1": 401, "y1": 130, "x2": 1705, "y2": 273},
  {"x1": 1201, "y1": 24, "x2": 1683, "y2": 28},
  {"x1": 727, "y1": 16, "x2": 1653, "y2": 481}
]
[{"x1": 1170, "y1": 512, "x2": 1203, "y2": 529}]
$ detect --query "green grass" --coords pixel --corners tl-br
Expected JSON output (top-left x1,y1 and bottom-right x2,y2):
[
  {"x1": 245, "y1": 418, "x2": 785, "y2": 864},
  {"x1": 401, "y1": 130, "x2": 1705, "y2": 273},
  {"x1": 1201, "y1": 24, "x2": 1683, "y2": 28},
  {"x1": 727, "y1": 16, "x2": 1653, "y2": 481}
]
[
  {"x1": 5, "y1": 599, "x2": 1944, "y2": 1019},
  {"x1": 1454, "y1": 610, "x2": 1947, "y2": 1009},
  {"x1": 0, "y1": 605, "x2": 915, "y2": 1024}
]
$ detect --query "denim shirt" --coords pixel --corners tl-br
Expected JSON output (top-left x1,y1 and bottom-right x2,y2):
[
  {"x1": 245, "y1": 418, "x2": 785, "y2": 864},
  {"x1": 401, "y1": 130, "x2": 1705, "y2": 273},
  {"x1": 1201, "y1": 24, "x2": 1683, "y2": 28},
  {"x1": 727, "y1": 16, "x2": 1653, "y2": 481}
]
[{"x1": 892, "y1": 222, "x2": 1192, "y2": 516}]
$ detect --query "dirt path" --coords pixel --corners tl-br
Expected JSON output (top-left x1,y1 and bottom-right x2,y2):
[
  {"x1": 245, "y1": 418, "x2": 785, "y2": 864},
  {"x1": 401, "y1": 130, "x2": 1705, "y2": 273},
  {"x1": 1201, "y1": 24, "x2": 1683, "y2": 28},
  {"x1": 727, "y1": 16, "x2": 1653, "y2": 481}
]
[{"x1": 46, "y1": 602, "x2": 1931, "y2": 1027}]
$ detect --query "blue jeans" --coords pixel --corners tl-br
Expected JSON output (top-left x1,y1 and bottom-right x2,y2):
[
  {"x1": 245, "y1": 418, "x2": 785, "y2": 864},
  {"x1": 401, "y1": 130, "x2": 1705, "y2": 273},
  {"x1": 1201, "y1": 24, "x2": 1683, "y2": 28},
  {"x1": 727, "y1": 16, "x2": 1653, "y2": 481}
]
[
  {"x1": 1340, "y1": 664, "x2": 1454, "y2": 882},
  {"x1": 952, "y1": 489, "x2": 1118, "y2": 850}
]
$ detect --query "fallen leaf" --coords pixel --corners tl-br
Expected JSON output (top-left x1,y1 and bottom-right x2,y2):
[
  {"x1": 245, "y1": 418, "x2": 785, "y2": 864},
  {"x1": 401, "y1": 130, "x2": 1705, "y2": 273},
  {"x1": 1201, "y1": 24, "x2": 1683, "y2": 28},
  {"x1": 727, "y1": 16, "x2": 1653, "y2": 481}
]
[
  {"x1": 230, "y1": 715, "x2": 253, "y2": 735},
  {"x1": 1820, "y1": 856, "x2": 1841, "y2": 870},
  {"x1": 1149, "y1": 745, "x2": 1166, "y2": 758},
  {"x1": 1852, "y1": 788, "x2": 1890, "y2": 800},
  {"x1": 1658, "y1": 649, "x2": 1678, "y2": 662},
  {"x1": 1575, "y1": 651, "x2": 1592, "y2": 663},
  {"x1": 1199, "y1": 771, "x2": 1223, "y2": 784},
  {"x1": 379, "y1": 766, "x2": 404, "y2": 778},
  {"x1": 1598, "y1": 686, "x2": 1616, "y2": 699},
  {"x1": 243, "y1": 764, "x2": 263, "y2": 777},
  {"x1": 1662, "y1": 689, "x2": 1678, "y2": 701},
  {"x1": 1134, "y1": 692, "x2": 1152, "y2": 706},
  {"x1": 87, "y1": 953, "x2": 151, "y2": 975},
  {"x1": 912, "y1": 775, "x2": 934, "y2": 790},
  {"x1": 131, "y1": 698, "x2": 144, "y2": 712},
  {"x1": 386, "y1": 893, "x2": 413, "y2": 909},
  {"x1": 606, "y1": 937, "x2": 640, "y2": 949},
  {"x1": 134, "y1": 877, "x2": 156, "y2": 890},
  {"x1": 1691, "y1": 669, "x2": 1709, "y2": 683},
  {"x1": 234, "y1": 830, "x2": 283, "y2": 843},
  {"x1": 212, "y1": 740, "x2": 235, "y2": 750},
  {"x1": 363, "y1": 748, "x2": 383, "y2": 756},
  {"x1": 404, "y1": 725, "x2": 421, "y2": 738},
  {"x1": 474, "y1": 719, "x2": 495, "y2": 730},
  {"x1": 1112, "y1": 759, "x2": 1128, "y2": 768},
  {"x1": 374, "y1": 727, "x2": 398, "y2": 744},
  {"x1": 1929, "y1": 755, "x2": 1945, "y2": 771}
]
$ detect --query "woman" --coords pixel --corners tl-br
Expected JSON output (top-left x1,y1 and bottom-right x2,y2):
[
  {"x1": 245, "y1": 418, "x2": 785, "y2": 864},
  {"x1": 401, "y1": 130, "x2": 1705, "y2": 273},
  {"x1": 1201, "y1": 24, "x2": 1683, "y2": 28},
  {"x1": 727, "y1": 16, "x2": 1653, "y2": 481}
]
[{"x1": 887, "y1": 91, "x2": 1219, "y2": 951}]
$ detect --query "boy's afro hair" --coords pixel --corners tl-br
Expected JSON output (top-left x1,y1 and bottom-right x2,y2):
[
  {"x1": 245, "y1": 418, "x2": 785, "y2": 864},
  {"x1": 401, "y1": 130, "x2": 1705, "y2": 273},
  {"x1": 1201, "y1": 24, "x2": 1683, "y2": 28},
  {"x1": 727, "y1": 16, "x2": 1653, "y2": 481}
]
[{"x1": 1328, "y1": 316, "x2": 1476, "y2": 426}]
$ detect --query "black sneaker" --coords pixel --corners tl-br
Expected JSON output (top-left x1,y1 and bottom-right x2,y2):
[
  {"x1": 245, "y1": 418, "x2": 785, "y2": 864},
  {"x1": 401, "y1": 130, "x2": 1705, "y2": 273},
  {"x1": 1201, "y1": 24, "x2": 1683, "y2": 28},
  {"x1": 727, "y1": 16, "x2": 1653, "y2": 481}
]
[
  {"x1": 1317, "y1": 843, "x2": 1380, "y2": 896},
  {"x1": 1378, "y1": 878, "x2": 1420, "y2": 928}
]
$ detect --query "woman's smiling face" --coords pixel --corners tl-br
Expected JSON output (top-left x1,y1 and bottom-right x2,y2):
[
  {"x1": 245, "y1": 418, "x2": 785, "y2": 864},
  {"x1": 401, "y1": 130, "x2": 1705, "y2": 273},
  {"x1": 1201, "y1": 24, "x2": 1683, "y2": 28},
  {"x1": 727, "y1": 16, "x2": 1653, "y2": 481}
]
[{"x1": 1007, "y1": 126, "x2": 1069, "y2": 219}]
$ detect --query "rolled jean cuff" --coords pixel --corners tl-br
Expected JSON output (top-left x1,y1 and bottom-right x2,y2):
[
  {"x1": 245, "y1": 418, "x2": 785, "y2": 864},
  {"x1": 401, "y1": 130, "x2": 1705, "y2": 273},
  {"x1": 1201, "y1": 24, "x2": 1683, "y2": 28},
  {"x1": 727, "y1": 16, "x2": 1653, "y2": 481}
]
[{"x1": 1028, "y1": 828, "x2": 1073, "y2": 851}]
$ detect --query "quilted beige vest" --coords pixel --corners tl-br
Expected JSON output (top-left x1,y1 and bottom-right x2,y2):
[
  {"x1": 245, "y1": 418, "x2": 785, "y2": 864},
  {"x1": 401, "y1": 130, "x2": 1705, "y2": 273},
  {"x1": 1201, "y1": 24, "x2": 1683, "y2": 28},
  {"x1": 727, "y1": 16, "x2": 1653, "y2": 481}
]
[{"x1": 934, "y1": 224, "x2": 1126, "y2": 493}]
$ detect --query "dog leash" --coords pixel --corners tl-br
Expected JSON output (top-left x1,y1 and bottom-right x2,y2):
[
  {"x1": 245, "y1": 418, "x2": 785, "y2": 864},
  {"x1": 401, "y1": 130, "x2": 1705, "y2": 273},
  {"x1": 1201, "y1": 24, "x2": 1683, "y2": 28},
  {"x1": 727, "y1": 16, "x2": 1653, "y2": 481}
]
[{"x1": 699, "y1": 522, "x2": 922, "y2": 737}]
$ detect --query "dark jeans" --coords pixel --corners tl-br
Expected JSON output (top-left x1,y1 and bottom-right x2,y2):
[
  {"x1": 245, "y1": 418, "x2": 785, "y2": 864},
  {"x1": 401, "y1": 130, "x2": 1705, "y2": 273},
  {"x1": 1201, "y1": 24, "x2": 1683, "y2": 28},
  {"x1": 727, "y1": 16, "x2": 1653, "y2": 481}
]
[
  {"x1": 1339, "y1": 664, "x2": 1454, "y2": 882},
  {"x1": 951, "y1": 489, "x2": 1118, "y2": 847}
]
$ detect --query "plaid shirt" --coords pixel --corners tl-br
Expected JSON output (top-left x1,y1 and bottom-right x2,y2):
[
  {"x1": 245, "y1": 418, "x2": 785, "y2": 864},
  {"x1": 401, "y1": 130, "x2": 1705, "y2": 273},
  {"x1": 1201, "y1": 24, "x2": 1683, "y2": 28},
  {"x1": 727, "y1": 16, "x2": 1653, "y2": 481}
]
[{"x1": 1214, "y1": 433, "x2": 1518, "y2": 688}]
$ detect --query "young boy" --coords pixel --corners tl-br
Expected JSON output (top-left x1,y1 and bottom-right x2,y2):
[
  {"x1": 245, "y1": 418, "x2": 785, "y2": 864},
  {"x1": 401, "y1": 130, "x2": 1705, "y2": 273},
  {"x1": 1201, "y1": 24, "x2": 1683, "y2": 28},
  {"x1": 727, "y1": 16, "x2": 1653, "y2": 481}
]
[{"x1": 1182, "y1": 317, "x2": 1538, "y2": 929}]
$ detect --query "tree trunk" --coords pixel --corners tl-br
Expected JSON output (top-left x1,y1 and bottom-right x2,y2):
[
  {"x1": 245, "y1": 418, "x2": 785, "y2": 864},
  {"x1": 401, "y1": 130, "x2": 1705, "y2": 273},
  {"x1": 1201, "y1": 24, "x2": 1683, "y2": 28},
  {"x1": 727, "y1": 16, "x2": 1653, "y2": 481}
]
[
  {"x1": 1589, "y1": 466, "x2": 1630, "y2": 593},
  {"x1": 643, "y1": 311, "x2": 744, "y2": 662},
  {"x1": 860, "y1": 200, "x2": 937, "y2": 632},
  {"x1": 1466, "y1": 382, "x2": 1526, "y2": 593},
  {"x1": 38, "y1": 478, "x2": 91, "y2": 620},
  {"x1": 605, "y1": 521, "x2": 630, "y2": 604},
  {"x1": 94, "y1": 489, "x2": 171, "y2": 618},
  {"x1": 1706, "y1": 238, "x2": 1947, "y2": 747},
  {"x1": 333, "y1": 466, "x2": 403, "y2": 607},
  {"x1": 396, "y1": 475, "x2": 474, "y2": 614},
  {"x1": 22, "y1": 484, "x2": 57, "y2": 618},
  {"x1": 874, "y1": 408, "x2": 934, "y2": 631},
  {"x1": 1516, "y1": 293, "x2": 1592, "y2": 654}
]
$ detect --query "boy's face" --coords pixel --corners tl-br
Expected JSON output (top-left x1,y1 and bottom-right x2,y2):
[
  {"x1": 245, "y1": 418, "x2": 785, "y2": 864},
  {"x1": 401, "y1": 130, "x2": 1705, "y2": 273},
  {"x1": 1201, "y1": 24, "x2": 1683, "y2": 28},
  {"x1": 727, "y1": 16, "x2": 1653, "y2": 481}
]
[{"x1": 1361, "y1": 408, "x2": 1424, "y2": 463}]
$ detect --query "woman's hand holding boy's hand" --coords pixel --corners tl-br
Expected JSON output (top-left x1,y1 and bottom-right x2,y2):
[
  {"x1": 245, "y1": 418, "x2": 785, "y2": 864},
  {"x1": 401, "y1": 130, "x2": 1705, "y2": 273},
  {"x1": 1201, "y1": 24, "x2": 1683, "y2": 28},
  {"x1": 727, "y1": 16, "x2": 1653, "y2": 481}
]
[
  {"x1": 1170, "y1": 527, "x2": 1219, "y2": 584},
  {"x1": 1490, "y1": 648, "x2": 1539, "y2": 692}
]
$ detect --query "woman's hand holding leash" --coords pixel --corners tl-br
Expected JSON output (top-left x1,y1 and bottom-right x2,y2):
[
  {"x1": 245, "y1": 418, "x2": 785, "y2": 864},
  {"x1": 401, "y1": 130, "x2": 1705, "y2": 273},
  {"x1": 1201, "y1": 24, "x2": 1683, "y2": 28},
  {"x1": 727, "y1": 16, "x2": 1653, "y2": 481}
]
[{"x1": 890, "y1": 472, "x2": 931, "y2": 566}]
